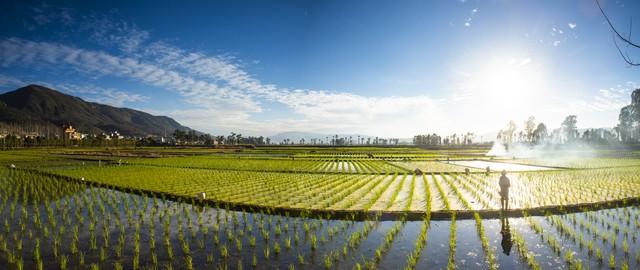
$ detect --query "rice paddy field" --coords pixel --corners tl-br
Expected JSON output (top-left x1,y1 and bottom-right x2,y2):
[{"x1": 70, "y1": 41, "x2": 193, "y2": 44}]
[{"x1": 0, "y1": 146, "x2": 639, "y2": 270}]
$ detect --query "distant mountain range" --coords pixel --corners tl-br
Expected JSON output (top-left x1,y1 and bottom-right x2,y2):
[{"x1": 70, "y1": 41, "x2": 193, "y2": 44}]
[{"x1": 0, "y1": 84, "x2": 193, "y2": 137}]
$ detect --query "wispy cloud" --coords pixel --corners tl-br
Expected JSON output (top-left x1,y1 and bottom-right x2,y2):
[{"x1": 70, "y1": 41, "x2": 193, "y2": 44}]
[
  {"x1": 568, "y1": 22, "x2": 577, "y2": 29},
  {"x1": 83, "y1": 14, "x2": 150, "y2": 53},
  {"x1": 0, "y1": 74, "x2": 147, "y2": 107},
  {"x1": 550, "y1": 82, "x2": 637, "y2": 116},
  {"x1": 2, "y1": 4, "x2": 632, "y2": 136},
  {"x1": 30, "y1": 4, "x2": 75, "y2": 27},
  {"x1": 25, "y1": 5, "x2": 149, "y2": 54},
  {"x1": 0, "y1": 38, "x2": 257, "y2": 112},
  {"x1": 55, "y1": 83, "x2": 148, "y2": 107},
  {"x1": 1, "y1": 37, "x2": 438, "y2": 135},
  {"x1": 0, "y1": 74, "x2": 27, "y2": 87}
]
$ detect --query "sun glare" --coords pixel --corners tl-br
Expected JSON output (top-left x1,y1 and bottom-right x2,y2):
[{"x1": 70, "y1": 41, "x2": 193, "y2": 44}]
[{"x1": 472, "y1": 57, "x2": 546, "y2": 116}]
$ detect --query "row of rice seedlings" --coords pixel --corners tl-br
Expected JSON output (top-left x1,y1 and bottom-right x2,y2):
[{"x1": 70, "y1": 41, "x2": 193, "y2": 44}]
[
  {"x1": 385, "y1": 174, "x2": 408, "y2": 210},
  {"x1": 0, "y1": 169, "x2": 357, "y2": 269},
  {"x1": 521, "y1": 211, "x2": 586, "y2": 269},
  {"x1": 309, "y1": 175, "x2": 371, "y2": 209},
  {"x1": 432, "y1": 173, "x2": 451, "y2": 211},
  {"x1": 358, "y1": 218, "x2": 407, "y2": 270},
  {"x1": 403, "y1": 175, "x2": 432, "y2": 270},
  {"x1": 514, "y1": 168, "x2": 640, "y2": 209},
  {"x1": 403, "y1": 174, "x2": 416, "y2": 212},
  {"x1": 510, "y1": 230, "x2": 541, "y2": 270},
  {"x1": 361, "y1": 173, "x2": 397, "y2": 211},
  {"x1": 318, "y1": 175, "x2": 380, "y2": 209},
  {"x1": 133, "y1": 156, "x2": 325, "y2": 173},
  {"x1": 332, "y1": 175, "x2": 386, "y2": 209},
  {"x1": 447, "y1": 212, "x2": 457, "y2": 270},
  {"x1": 550, "y1": 208, "x2": 636, "y2": 269},
  {"x1": 315, "y1": 214, "x2": 381, "y2": 269},
  {"x1": 441, "y1": 173, "x2": 497, "y2": 270}
]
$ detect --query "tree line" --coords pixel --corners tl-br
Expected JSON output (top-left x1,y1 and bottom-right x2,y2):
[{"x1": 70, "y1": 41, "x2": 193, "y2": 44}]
[{"x1": 413, "y1": 132, "x2": 476, "y2": 146}]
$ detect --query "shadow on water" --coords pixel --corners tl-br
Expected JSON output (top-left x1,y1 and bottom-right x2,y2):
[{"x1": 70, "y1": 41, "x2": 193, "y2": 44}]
[{"x1": 500, "y1": 214, "x2": 512, "y2": 256}]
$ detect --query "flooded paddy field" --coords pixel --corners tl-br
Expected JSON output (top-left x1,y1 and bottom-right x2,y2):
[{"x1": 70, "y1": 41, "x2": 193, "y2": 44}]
[
  {"x1": 0, "y1": 147, "x2": 638, "y2": 269},
  {"x1": 448, "y1": 160, "x2": 557, "y2": 172},
  {"x1": 1, "y1": 169, "x2": 639, "y2": 270}
]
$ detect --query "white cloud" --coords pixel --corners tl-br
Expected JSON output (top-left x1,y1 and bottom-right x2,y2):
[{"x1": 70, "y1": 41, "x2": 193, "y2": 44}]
[
  {"x1": 54, "y1": 83, "x2": 148, "y2": 107},
  {"x1": 83, "y1": 15, "x2": 150, "y2": 53},
  {"x1": 26, "y1": 5, "x2": 149, "y2": 54},
  {"x1": 30, "y1": 4, "x2": 75, "y2": 26},
  {"x1": 3, "y1": 1, "x2": 634, "y2": 138},
  {"x1": 0, "y1": 75, "x2": 147, "y2": 107},
  {"x1": 0, "y1": 74, "x2": 26, "y2": 87},
  {"x1": 1, "y1": 37, "x2": 445, "y2": 136},
  {"x1": 3, "y1": 35, "x2": 631, "y2": 137},
  {"x1": 0, "y1": 38, "x2": 257, "y2": 113},
  {"x1": 568, "y1": 22, "x2": 577, "y2": 29}
]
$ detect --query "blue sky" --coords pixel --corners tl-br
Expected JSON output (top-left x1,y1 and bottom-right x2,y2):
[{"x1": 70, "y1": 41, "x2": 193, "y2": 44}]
[{"x1": 0, "y1": 0, "x2": 639, "y2": 137}]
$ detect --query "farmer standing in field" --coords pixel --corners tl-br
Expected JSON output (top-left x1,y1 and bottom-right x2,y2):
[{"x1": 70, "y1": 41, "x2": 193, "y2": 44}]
[{"x1": 499, "y1": 170, "x2": 510, "y2": 210}]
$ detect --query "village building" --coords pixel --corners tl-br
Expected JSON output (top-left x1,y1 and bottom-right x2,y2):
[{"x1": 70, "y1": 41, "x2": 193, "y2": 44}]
[{"x1": 63, "y1": 125, "x2": 82, "y2": 140}]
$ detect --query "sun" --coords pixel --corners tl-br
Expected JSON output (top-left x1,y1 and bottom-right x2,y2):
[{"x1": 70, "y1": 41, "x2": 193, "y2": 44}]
[
  {"x1": 472, "y1": 57, "x2": 546, "y2": 114},
  {"x1": 479, "y1": 61, "x2": 538, "y2": 102}
]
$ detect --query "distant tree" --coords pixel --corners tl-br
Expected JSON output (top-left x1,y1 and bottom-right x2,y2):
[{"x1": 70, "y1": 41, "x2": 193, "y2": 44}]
[
  {"x1": 227, "y1": 132, "x2": 236, "y2": 145},
  {"x1": 173, "y1": 129, "x2": 187, "y2": 143},
  {"x1": 499, "y1": 120, "x2": 517, "y2": 150},
  {"x1": 524, "y1": 116, "x2": 536, "y2": 144},
  {"x1": 561, "y1": 115, "x2": 578, "y2": 143},
  {"x1": 617, "y1": 89, "x2": 640, "y2": 143},
  {"x1": 532, "y1": 123, "x2": 548, "y2": 145},
  {"x1": 188, "y1": 130, "x2": 197, "y2": 142}
]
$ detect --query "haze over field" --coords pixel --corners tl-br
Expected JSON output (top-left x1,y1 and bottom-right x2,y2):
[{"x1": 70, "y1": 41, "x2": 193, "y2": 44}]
[{"x1": 0, "y1": 0, "x2": 639, "y2": 138}]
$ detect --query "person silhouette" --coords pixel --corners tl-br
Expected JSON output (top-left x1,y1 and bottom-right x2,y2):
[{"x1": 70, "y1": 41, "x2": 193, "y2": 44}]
[
  {"x1": 500, "y1": 215, "x2": 512, "y2": 255},
  {"x1": 499, "y1": 170, "x2": 510, "y2": 210}
]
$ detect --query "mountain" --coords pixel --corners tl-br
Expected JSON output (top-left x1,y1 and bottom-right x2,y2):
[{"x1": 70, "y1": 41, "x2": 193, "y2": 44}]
[{"x1": 0, "y1": 84, "x2": 193, "y2": 137}]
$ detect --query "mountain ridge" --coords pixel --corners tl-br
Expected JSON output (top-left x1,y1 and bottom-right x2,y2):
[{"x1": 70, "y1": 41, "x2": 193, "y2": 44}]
[{"x1": 0, "y1": 84, "x2": 193, "y2": 137}]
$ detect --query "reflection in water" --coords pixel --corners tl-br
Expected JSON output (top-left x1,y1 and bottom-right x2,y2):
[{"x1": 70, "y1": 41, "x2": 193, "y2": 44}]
[{"x1": 500, "y1": 214, "x2": 512, "y2": 255}]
